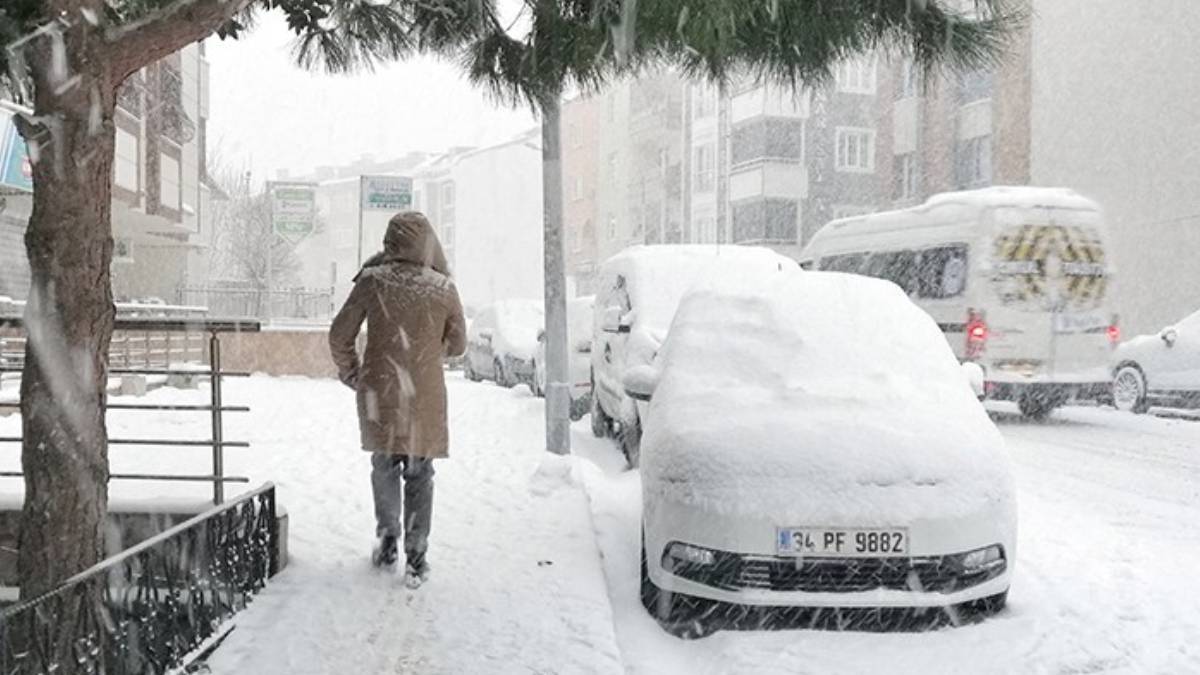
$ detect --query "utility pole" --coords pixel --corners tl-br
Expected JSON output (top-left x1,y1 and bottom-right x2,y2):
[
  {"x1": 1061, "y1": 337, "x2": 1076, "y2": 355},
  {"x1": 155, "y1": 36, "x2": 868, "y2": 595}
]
[{"x1": 542, "y1": 96, "x2": 570, "y2": 455}]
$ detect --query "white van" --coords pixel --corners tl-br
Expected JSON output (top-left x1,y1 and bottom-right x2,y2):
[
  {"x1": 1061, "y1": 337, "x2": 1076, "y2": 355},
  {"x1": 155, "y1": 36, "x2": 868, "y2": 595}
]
[
  {"x1": 799, "y1": 187, "x2": 1117, "y2": 418},
  {"x1": 591, "y1": 245, "x2": 798, "y2": 464}
]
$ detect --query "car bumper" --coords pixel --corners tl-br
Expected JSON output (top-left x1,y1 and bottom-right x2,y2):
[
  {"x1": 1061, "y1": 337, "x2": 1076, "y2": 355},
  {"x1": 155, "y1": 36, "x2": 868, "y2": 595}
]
[{"x1": 644, "y1": 498, "x2": 1014, "y2": 608}]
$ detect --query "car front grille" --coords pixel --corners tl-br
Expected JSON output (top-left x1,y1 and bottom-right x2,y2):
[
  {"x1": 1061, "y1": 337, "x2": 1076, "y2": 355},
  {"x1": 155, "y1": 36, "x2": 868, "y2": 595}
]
[{"x1": 668, "y1": 550, "x2": 1004, "y2": 595}]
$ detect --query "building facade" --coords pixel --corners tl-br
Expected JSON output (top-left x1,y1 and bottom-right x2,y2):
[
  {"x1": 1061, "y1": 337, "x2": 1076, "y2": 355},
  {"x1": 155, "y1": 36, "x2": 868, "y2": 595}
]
[{"x1": 0, "y1": 42, "x2": 215, "y2": 305}]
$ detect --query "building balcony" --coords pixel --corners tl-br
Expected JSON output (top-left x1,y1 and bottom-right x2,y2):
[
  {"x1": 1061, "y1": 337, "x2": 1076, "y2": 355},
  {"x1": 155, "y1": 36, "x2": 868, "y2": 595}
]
[{"x1": 729, "y1": 160, "x2": 808, "y2": 202}]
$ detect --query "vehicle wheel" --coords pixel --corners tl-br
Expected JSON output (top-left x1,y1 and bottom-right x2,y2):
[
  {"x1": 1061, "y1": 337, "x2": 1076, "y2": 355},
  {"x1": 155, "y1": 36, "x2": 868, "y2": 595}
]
[
  {"x1": 620, "y1": 416, "x2": 642, "y2": 468},
  {"x1": 1017, "y1": 392, "x2": 1058, "y2": 420},
  {"x1": 464, "y1": 359, "x2": 481, "y2": 382},
  {"x1": 640, "y1": 536, "x2": 715, "y2": 639},
  {"x1": 591, "y1": 392, "x2": 611, "y2": 438},
  {"x1": 494, "y1": 359, "x2": 513, "y2": 388},
  {"x1": 1113, "y1": 365, "x2": 1149, "y2": 414}
]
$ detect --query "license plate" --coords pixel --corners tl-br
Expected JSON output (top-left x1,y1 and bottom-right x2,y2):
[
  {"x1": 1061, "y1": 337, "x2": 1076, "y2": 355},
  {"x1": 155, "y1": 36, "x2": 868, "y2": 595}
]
[
  {"x1": 776, "y1": 527, "x2": 908, "y2": 557},
  {"x1": 1054, "y1": 312, "x2": 1107, "y2": 334}
]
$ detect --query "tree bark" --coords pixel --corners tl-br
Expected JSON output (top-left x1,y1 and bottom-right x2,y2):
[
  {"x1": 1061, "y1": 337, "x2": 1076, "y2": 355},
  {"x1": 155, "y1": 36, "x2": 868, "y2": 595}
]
[
  {"x1": 541, "y1": 97, "x2": 570, "y2": 455},
  {"x1": 17, "y1": 16, "x2": 118, "y2": 602}
]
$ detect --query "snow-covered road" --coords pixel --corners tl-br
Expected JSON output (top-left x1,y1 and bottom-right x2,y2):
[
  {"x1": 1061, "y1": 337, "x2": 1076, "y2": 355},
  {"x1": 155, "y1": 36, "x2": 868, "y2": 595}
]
[{"x1": 1, "y1": 374, "x2": 1197, "y2": 674}]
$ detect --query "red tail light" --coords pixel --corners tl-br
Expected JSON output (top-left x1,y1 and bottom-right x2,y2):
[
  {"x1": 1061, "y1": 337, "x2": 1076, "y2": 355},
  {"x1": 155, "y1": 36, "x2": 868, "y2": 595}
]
[
  {"x1": 965, "y1": 309, "x2": 987, "y2": 360},
  {"x1": 1107, "y1": 316, "x2": 1121, "y2": 346}
]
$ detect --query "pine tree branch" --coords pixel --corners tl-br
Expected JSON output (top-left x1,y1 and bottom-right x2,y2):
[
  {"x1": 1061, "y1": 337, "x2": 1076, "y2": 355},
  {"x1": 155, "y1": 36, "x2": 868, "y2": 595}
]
[{"x1": 105, "y1": 0, "x2": 254, "y2": 82}]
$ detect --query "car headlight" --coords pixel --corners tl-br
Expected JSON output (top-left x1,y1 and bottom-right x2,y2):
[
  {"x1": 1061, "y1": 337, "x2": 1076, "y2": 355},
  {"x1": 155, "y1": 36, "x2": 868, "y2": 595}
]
[
  {"x1": 958, "y1": 544, "x2": 1005, "y2": 573},
  {"x1": 665, "y1": 541, "x2": 717, "y2": 567}
]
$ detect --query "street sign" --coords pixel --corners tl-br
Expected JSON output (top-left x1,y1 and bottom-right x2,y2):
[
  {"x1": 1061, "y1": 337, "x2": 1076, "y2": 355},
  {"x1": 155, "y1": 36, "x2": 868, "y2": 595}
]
[
  {"x1": 0, "y1": 109, "x2": 33, "y2": 193},
  {"x1": 361, "y1": 175, "x2": 412, "y2": 211},
  {"x1": 269, "y1": 182, "x2": 317, "y2": 244}
]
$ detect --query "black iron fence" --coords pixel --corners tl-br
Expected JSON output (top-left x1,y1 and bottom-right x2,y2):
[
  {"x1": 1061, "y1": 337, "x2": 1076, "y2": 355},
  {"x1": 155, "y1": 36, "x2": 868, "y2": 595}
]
[{"x1": 0, "y1": 483, "x2": 279, "y2": 674}]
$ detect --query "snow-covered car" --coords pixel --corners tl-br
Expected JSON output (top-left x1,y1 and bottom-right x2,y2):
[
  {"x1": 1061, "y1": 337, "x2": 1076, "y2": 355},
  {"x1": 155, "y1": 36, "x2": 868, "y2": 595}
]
[
  {"x1": 631, "y1": 271, "x2": 1017, "y2": 637},
  {"x1": 1112, "y1": 308, "x2": 1200, "y2": 413},
  {"x1": 591, "y1": 245, "x2": 799, "y2": 465},
  {"x1": 533, "y1": 295, "x2": 594, "y2": 420},
  {"x1": 464, "y1": 299, "x2": 544, "y2": 388}
]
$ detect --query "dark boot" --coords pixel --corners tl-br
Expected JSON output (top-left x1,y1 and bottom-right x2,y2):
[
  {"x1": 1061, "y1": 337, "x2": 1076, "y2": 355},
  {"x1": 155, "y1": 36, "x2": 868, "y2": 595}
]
[{"x1": 373, "y1": 535, "x2": 399, "y2": 568}]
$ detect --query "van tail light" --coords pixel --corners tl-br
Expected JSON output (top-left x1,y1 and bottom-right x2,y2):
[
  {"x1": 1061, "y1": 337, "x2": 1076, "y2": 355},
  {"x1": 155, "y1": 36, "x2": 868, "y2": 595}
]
[
  {"x1": 965, "y1": 309, "x2": 988, "y2": 360},
  {"x1": 1107, "y1": 315, "x2": 1121, "y2": 347}
]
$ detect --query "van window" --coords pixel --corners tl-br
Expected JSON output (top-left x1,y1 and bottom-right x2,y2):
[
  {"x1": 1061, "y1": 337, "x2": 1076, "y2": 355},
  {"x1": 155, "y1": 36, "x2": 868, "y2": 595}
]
[
  {"x1": 819, "y1": 253, "x2": 866, "y2": 273},
  {"x1": 918, "y1": 245, "x2": 968, "y2": 299},
  {"x1": 863, "y1": 250, "x2": 919, "y2": 295}
]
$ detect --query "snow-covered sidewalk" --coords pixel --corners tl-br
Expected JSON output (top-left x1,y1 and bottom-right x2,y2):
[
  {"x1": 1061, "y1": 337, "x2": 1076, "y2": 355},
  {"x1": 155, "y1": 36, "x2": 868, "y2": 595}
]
[{"x1": 0, "y1": 375, "x2": 623, "y2": 674}]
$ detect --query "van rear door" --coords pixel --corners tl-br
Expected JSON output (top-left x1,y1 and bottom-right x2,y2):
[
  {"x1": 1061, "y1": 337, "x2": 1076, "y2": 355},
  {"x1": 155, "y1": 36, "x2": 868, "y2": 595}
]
[{"x1": 988, "y1": 213, "x2": 1111, "y2": 383}]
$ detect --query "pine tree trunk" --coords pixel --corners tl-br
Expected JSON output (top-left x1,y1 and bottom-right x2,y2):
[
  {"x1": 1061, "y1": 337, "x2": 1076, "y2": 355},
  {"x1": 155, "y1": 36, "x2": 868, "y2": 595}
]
[{"x1": 17, "y1": 29, "x2": 117, "y2": 602}]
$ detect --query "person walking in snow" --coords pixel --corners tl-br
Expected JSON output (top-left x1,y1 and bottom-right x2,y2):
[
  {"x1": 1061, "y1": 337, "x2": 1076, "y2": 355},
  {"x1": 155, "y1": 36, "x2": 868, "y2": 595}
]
[{"x1": 329, "y1": 211, "x2": 467, "y2": 588}]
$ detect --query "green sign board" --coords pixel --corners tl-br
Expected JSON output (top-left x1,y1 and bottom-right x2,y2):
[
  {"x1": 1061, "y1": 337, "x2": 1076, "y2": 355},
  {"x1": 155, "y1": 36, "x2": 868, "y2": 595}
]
[
  {"x1": 361, "y1": 175, "x2": 413, "y2": 211},
  {"x1": 270, "y1": 182, "x2": 316, "y2": 243}
]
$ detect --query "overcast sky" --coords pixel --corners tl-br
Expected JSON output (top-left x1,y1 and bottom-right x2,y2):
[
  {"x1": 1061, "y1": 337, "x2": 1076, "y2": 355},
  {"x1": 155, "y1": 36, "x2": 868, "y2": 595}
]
[{"x1": 205, "y1": 13, "x2": 538, "y2": 182}]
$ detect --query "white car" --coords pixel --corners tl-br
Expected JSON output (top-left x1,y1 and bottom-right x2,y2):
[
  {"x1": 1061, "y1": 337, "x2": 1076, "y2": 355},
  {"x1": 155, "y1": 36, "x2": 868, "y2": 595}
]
[
  {"x1": 533, "y1": 296, "x2": 594, "y2": 420},
  {"x1": 463, "y1": 299, "x2": 544, "y2": 388},
  {"x1": 1112, "y1": 309, "x2": 1200, "y2": 413},
  {"x1": 591, "y1": 245, "x2": 799, "y2": 465},
  {"x1": 630, "y1": 271, "x2": 1017, "y2": 637}
]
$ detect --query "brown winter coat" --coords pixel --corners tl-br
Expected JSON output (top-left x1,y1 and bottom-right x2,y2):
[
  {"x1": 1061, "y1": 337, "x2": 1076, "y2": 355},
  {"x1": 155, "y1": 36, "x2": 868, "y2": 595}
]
[{"x1": 329, "y1": 212, "x2": 467, "y2": 457}]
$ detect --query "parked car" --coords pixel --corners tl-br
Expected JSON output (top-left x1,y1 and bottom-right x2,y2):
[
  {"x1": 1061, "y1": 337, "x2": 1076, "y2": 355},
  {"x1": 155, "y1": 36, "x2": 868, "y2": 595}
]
[
  {"x1": 591, "y1": 245, "x2": 798, "y2": 466},
  {"x1": 1112, "y1": 308, "x2": 1200, "y2": 413},
  {"x1": 533, "y1": 295, "x2": 594, "y2": 420},
  {"x1": 631, "y1": 270, "x2": 1016, "y2": 637},
  {"x1": 799, "y1": 187, "x2": 1118, "y2": 419},
  {"x1": 464, "y1": 299, "x2": 544, "y2": 388}
]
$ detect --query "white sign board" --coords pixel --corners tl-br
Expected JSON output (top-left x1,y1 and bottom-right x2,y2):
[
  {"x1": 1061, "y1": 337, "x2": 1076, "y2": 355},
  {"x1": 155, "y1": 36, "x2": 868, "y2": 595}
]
[
  {"x1": 361, "y1": 175, "x2": 413, "y2": 211},
  {"x1": 270, "y1": 182, "x2": 317, "y2": 243}
]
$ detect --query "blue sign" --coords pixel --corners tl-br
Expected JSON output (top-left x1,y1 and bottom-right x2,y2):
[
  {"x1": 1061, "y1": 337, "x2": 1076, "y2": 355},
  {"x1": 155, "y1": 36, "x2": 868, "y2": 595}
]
[{"x1": 0, "y1": 111, "x2": 33, "y2": 192}]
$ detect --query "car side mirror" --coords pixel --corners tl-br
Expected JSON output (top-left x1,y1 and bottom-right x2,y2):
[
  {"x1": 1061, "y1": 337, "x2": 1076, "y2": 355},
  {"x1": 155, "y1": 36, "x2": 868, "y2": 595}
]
[
  {"x1": 623, "y1": 364, "x2": 659, "y2": 402},
  {"x1": 1162, "y1": 328, "x2": 1178, "y2": 347},
  {"x1": 602, "y1": 306, "x2": 630, "y2": 334},
  {"x1": 575, "y1": 338, "x2": 592, "y2": 354},
  {"x1": 536, "y1": 329, "x2": 546, "y2": 343}
]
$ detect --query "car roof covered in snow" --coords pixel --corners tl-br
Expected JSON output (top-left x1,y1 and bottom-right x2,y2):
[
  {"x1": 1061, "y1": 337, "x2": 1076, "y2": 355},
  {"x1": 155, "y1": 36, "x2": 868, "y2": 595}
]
[
  {"x1": 641, "y1": 270, "x2": 1014, "y2": 524},
  {"x1": 599, "y1": 244, "x2": 799, "y2": 331}
]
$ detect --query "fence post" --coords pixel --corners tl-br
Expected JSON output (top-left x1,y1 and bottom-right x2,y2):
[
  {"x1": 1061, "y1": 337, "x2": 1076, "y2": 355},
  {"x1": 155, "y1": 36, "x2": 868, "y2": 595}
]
[{"x1": 209, "y1": 332, "x2": 225, "y2": 505}]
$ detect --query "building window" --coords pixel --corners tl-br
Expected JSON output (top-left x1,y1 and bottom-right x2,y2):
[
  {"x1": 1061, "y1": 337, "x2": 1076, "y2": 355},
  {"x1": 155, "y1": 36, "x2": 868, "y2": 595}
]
[
  {"x1": 693, "y1": 215, "x2": 717, "y2": 243},
  {"x1": 159, "y1": 152, "x2": 181, "y2": 211},
  {"x1": 441, "y1": 181, "x2": 456, "y2": 223},
  {"x1": 572, "y1": 176, "x2": 585, "y2": 201},
  {"x1": 114, "y1": 127, "x2": 139, "y2": 192},
  {"x1": 894, "y1": 153, "x2": 918, "y2": 200},
  {"x1": 835, "y1": 128, "x2": 876, "y2": 173},
  {"x1": 693, "y1": 144, "x2": 715, "y2": 193},
  {"x1": 607, "y1": 153, "x2": 618, "y2": 181},
  {"x1": 836, "y1": 58, "x2": 877, "y2": 95},
  {"x1": 731, "y1": 118, "x2": 803, "y2": 167},
  {"x1": 607, "y1": 215, "x2": 617, "y2": 239},
  {"x1": 731, "y1": 198, "x2": 798, "y2": 243},
  {"x1": 955, "y1": 135, "x2": 992, "y2": 188},
  {"x1": 957, "y1": 68, "x2": 993, "y2": 104},
  {"x1": 897, "y1": 59, "x2": 919, "y2": 100},
  {"x1": 658, "y1": 148, "x2": 669, "y2": 176}
]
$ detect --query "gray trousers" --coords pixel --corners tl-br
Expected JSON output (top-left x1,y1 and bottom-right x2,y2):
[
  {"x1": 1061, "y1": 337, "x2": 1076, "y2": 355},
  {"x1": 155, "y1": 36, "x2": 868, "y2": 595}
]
[{"x1": 370, "y1": 453, "x2": 435, "y2": 557}]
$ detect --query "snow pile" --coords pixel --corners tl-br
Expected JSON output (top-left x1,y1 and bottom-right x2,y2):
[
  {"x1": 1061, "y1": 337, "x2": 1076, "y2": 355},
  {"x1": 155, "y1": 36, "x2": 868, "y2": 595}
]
[
  {"x1": 641, "y1": 270, "x2": 1016, "y2": 525},
  {"x1": 491, "y1": 299, "x2": 543, "y2": 360}
]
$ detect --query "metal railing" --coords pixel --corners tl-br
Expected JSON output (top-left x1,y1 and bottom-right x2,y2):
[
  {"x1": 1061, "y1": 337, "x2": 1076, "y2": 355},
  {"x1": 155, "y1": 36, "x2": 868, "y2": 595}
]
[
  {"x1": 0, "y1": 483, "x2": 279, "y2": 674},
  {"x1": 177, "y1": 286, "x2": 334, "y2": 322},
  {"x1": 0, "y1": 317, "x2": 262, "y2": 505}
]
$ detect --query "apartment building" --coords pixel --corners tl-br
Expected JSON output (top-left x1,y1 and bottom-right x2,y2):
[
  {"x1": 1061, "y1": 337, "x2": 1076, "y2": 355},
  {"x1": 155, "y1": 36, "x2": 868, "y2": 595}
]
[
  {"x1": 561, "y1": 96, "x2": 602, "y2": 296},
  {"x1": 872, "y1": 0, "x2": 1200, "y2": 334},
  {"x1": 0, "y1": 43, "x2": 216, "y2": 305}
]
